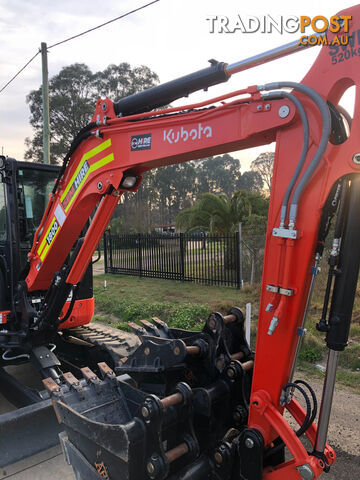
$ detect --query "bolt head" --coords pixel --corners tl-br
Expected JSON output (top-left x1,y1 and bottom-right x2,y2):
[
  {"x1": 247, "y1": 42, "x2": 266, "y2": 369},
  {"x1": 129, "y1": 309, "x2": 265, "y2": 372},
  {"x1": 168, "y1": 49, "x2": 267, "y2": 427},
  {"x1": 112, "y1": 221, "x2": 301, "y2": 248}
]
[
  {"x1": 147, "y1": 461, "x2": 155, "y2": 475},
  {"x1": 173, "y1": 346, "x2": 180, "y2": 355},
  {"x1": 245, "y1": 437, "x2": 254, "y2": 449},
  {"x1": 141, "y1": 406, "x2": 150, "y2": 418},
  {"x1": 352, "y1": 153, "x2": 360, "y2": 165},
  {"x1": 278, "y1": 105, "x2": 290, "y2": 118},
  {"x1": 257, "y1": 105, "x2": 262, "y2": 111},
  {"x1": 214, "y1": 452, "x2": 223, "y2": 464},
  {"x1": 297, "y1": 464, "x2": 314, "y2": 480},
  {"x1": 226, "y1": 367, "x2": 235, "y2": 378}
]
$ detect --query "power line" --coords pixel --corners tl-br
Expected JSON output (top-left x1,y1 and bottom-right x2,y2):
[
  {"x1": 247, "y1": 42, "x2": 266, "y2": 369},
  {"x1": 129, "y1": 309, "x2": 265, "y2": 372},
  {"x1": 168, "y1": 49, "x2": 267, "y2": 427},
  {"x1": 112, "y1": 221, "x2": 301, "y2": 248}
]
[
  {"x1": 0, "y1": 0, "x2": 160, "y2": 94},
  {"x1": 0, "y1": 50, "x2": 40, "y2": 94},
  {"x1": 48, "y1": 0, "x2": 160, "y2": 49}
]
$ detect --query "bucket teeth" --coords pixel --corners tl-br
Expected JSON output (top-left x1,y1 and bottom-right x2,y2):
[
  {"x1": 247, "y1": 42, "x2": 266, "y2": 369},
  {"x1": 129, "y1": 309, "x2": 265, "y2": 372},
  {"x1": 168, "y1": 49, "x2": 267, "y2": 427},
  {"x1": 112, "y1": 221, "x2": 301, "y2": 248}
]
[
  {"x1": 80, "y1": 367, "x2": 103, "y2": 393},
  {"x1": 128, "y1": 317, "x2": 172, "y2": 340},
  {"x1": 151, "y1": 317, "x2": 169, "y2": 338},
  {"x1": 98, "y1": 362, "x2": 116, "y2": 380},
  {"x1": 43, "y1": 377, "x2": 62, "y2": 395},
  {"x1": 128, "y1": 322, "x2": 147, "y2": 336},
  {"x1": 62, "y1": 372, "x2": 84, "y2": 398},
  {"x1": 80, "y1": 366, "x2": 97, "y2": 380},
  {"x1": 140, "y1": 319, "x2": 161, "y2": 336}
]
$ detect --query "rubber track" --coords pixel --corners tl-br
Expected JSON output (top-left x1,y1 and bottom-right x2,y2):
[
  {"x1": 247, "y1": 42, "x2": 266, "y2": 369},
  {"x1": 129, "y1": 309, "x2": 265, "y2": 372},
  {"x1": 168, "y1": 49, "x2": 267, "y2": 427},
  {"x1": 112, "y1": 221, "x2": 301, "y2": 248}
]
[{"x1": 68, "y1": 322, "x2": 140, "y2": 367}]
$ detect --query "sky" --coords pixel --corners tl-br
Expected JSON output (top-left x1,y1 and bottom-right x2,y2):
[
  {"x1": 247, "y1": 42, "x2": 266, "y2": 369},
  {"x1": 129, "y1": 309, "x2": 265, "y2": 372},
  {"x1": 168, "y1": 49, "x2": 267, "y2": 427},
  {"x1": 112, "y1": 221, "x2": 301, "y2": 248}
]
[{"x1": 0, "y1": 0, "x2": 357, "y2": 171}]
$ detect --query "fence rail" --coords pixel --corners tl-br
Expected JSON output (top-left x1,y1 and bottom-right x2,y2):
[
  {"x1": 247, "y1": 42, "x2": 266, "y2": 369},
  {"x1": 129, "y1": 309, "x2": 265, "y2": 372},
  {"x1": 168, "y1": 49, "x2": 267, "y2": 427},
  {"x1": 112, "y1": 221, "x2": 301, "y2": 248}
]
[{"x1": 103, "y1": 231, "x2": 265, "y2": 288}]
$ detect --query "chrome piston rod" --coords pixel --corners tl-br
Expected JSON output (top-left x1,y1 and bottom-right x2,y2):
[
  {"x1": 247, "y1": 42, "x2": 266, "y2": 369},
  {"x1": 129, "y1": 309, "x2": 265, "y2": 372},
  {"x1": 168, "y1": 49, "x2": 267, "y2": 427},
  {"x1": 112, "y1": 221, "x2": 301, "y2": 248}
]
[
  {"x1": 314, "y1": 350, "x2": 339, "y2": 453},
  {"x1": 226, "y1": 32, "x2": 325, "y2": 76}
]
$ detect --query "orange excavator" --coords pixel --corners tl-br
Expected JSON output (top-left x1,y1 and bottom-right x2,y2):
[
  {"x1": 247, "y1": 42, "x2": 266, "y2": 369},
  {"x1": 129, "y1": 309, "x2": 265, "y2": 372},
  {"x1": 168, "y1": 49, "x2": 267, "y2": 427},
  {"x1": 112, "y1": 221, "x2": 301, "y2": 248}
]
[{"x1": 1, "y1": 4, "x2": 359, "y2": 479}]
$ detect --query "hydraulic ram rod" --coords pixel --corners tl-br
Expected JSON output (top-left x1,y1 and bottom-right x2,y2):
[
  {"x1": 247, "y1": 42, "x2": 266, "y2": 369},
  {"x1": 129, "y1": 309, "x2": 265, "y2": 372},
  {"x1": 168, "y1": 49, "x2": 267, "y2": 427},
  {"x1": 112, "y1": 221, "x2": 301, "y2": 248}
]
[
  {"x1": 114, "y1": 32, "x2": 324, "y2": 117},
  {"x1": 226, "y1": 32, "x2": 325, "y2": 75}
]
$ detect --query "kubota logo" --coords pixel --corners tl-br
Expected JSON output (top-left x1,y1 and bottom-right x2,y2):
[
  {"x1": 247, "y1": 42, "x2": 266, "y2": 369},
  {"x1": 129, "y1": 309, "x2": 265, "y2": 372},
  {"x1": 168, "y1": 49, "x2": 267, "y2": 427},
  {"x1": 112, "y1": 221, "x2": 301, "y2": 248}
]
[{"x1": 163, "y1": 123, "x2": 213, "y2": 144}]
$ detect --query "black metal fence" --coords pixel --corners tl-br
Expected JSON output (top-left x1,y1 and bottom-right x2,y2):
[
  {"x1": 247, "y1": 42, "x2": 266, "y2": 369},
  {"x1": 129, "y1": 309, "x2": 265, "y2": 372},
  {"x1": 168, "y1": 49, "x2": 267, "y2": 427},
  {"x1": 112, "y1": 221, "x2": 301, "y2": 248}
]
[{"x1": 103, "y1": 230, "x2": 265, "y2": 287}]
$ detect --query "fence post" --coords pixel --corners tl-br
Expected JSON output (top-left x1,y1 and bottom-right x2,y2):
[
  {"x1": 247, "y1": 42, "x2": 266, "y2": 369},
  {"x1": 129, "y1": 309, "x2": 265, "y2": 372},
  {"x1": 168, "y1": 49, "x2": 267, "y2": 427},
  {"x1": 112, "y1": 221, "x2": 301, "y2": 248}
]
[
  {"x1": 180, "y1": 233, "x2": 185, "y2": 282},
  {"x1": 246, "y1": 303, "x2": 252, "y2": 348},
  {"x1": 235, "y1": 231, "x2": 240, "y2": 289},
  {"x1": 250, "y1": 252, "x2": 255, "y2": 285},
  {"x1": 238, "y1": 223, "x2": 243, "y2": 288},
  {"x1": 103, "y1": 233, "x2": 108, "y2": 273},
  {"x1": 138, "y1": 233, "x2": 142, "y2": 278},
  {"x1": 108, "y1": 233, "x2": 113, "y2": 272}
]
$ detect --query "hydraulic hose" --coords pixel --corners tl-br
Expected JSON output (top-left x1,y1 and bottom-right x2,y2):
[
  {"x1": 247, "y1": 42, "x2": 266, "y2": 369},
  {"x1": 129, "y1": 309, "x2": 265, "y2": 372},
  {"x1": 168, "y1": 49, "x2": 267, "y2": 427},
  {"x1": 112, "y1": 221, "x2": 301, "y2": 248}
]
[
  {"x1": 264, "y1": 381, "x2": 314, "y2": 460},
  {"x1": 259, "y1": 82, "x2": 331, "y2": 227},
  {"x1": 52, "y1": 122, "x2": 97, "y2": 194},
  {"x1": 294, "y1": 379, "x2": 318, "y2": 429},
  {"x1": 58, "y1": 284, "x2": 79, "y2": 325},
  {"x1": 262, "y1": 91, "x2": 309, "y2": 226}
]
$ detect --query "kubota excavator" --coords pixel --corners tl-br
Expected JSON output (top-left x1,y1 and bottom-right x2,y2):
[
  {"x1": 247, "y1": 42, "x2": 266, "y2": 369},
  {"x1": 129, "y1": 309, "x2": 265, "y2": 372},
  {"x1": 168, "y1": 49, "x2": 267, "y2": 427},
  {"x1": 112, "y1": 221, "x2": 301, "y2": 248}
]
[{"x1": 1, "y1": 4, "x2": 360, "y2": 479}]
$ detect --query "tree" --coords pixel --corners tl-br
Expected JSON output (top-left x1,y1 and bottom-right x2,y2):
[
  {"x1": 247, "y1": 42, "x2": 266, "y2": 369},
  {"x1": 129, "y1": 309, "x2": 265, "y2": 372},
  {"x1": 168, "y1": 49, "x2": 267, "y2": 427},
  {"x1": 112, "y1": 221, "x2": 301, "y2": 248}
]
[
  {"x1": 25, "y1": 63, "x2": 159, "y2": 164},
  {"x1": 176, "y1": 190, "x2": 252, "y2": 235},
  {"x1": 251, "y1": 152, "x2": 274, "y2": 193},
  {"x1": 95, "y1": 63, "x2": 158, "y2": 99},
  {"x1": 238, "y1": 171, "x2": 263, "y2": 192},
  {"x1": 194, "y1": 154, "x2": 243, "y2": 197},
  {"x1": 247, "y1": 192, "x2": 269, "y2": 217},
  {"x1": 113, "y1": 153, "x2": 266, "y2": 233}
]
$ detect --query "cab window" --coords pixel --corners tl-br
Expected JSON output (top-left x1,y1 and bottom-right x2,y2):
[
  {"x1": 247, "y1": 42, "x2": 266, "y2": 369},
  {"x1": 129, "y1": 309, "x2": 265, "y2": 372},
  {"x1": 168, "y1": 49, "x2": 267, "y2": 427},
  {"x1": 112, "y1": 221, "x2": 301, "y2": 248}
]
[{"x1": 17, "y1": 168, "x2": 57, "y2": 248}]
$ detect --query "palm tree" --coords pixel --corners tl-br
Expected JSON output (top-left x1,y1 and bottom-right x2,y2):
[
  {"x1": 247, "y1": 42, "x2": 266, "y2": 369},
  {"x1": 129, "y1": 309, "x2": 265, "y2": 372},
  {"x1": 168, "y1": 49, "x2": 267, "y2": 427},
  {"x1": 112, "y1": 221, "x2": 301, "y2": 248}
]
[{"x1": 176, "y1": 190, "x2": 252, "y2": 234}]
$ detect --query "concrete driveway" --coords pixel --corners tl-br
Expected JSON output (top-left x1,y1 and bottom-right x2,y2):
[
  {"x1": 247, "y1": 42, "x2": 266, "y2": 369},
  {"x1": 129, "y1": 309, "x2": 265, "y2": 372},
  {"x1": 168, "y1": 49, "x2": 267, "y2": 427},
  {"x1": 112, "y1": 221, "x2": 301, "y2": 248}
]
[
  {"x1": 0, "y1": 364, "x2": 74, "y2": 480},
  {"x1": 1, "y1": 365, "x2": 359, "y2": 479}
]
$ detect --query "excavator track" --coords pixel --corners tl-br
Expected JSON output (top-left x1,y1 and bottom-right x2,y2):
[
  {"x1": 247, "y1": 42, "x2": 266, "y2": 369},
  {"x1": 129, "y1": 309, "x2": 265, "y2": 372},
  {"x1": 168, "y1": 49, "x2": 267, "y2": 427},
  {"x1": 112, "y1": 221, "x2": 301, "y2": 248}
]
[{"x1": 62, "y1": 322, "x2": 141, "y2": 370}]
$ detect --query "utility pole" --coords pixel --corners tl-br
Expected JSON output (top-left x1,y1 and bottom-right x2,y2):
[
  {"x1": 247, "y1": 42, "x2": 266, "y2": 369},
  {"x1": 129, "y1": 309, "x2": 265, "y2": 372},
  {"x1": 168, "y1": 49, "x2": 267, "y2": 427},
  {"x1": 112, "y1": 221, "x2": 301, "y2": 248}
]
[{"x1": 41, "y1": 42, "x2": 50, "y2": 164}]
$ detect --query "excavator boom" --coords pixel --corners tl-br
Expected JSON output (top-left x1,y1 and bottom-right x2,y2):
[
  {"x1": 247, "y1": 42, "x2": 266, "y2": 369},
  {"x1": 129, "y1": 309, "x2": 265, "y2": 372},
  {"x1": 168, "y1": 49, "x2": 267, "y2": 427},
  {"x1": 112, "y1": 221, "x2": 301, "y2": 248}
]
[{"x1": 16, "y1": 4, "x2": 360, "y2": 479}]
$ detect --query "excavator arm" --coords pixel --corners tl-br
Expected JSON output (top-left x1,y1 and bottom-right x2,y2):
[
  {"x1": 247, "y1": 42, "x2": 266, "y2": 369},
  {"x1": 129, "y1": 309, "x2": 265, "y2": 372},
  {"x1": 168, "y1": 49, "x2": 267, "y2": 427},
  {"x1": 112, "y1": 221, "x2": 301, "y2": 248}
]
[{"x1": 28, "y1": 4, "x2": 360, "y2": 479}]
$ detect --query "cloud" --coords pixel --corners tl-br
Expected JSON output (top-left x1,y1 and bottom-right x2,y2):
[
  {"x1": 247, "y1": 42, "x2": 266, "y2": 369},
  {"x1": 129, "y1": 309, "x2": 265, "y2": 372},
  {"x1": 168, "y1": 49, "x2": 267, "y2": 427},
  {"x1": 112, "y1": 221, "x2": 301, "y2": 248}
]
[{"x1": 0, "y1": 0, "x2": 356, "y2": 161}]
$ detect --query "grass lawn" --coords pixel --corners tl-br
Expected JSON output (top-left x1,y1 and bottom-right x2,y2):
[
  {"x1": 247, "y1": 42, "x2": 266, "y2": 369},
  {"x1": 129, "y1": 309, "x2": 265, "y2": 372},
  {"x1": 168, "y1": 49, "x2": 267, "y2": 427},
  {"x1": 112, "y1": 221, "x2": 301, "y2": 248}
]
[
  {"x1": 93, "y1": 274, "x2": 360, "y2": 393},
  {"x1": 94, "y1": 274, "x2": 258, "y2": 330}
]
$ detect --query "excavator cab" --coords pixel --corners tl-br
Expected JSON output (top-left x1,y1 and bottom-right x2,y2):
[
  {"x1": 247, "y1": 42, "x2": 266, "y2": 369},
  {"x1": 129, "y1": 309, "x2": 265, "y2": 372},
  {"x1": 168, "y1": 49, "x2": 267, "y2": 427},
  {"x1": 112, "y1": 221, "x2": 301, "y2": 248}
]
[
  {"x1": 0, "y1": 156, "x2": 93, "y2": 329},
  {"x1": 0, "y1": 158, "x2": 59, "y2": 308}
]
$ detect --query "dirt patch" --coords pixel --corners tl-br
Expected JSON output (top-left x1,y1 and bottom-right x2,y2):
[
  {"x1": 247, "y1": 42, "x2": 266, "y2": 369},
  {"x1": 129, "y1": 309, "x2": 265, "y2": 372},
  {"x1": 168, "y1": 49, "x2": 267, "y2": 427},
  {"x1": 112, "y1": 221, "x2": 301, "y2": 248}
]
[
  {"x1": 294, "y1": 374, "x2": 360, "y2": 478},
  {"x1": 92, "y1": 262, "x2": 105, "y2": 276},
  {"x1": 326, "y1": 449, "x2": 360, "y2": 479}
]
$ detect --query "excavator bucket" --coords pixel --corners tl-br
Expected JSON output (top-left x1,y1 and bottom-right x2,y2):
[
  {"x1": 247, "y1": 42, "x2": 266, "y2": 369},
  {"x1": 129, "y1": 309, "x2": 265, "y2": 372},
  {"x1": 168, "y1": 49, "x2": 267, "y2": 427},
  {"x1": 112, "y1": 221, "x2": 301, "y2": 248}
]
[
  {"x1": 45, "y1": 308, "x2": 256, "y2": 480},
  {"x1": 53, "y1": 371, "x2": 150, "y2": 480}
]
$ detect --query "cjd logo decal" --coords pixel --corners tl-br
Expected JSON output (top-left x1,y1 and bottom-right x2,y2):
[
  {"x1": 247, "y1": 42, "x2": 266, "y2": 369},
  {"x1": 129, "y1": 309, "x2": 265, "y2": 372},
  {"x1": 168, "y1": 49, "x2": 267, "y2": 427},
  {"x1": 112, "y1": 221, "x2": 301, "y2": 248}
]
[{"x1": 163, "y1": 123, "x2": 212, "y2": 144}]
